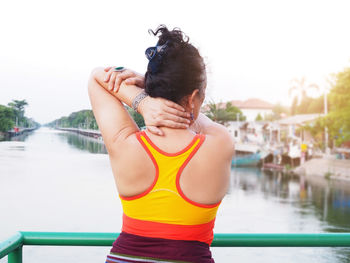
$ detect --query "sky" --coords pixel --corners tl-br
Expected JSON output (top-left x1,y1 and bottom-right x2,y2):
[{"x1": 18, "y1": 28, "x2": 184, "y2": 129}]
[{"x1": 1, "y1": 0, "x2": 350, "y2": 124}]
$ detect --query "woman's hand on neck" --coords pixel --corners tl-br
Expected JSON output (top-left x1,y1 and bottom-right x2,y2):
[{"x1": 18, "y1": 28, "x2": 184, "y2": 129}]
[{"x1": 146, "y1": 126, "x2": 196, "y2": 138}]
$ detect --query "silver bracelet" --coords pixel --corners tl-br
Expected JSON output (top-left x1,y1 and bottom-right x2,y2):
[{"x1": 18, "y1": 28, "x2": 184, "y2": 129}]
[{"x1": 132, "y1": 90, "x2": 148, "y2": 112}]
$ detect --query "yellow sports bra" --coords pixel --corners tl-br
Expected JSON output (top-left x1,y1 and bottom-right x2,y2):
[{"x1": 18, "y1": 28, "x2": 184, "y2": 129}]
[{"x1": 119, "y1": 131, "x2": 221, "y2": 244}]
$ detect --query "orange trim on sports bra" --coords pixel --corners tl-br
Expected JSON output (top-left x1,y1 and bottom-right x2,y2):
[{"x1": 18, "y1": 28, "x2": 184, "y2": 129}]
[
  {"x1": 119, "y1": 131, "x2": 221, "y2": 209},
  {"x1": 119, "y1": 132, "x2": 159, "y2": 201},
  {"x1": 175, "y1": 134, "x2": 222, "y2": 208},
  {"x1": 120, "y1": 131, "x2": 201, "y2": 200},
  {"x1": 140, "y1": 131, "x2": 201, "y2": 157}
]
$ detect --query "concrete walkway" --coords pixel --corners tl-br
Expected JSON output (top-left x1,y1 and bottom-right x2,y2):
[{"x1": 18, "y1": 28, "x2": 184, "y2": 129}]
[{"x1": 294, "y1": 158, "x2": 350, "y2": 182}]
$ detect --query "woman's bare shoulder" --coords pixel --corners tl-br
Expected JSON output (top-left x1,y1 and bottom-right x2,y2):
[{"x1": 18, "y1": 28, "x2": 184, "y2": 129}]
[
  {"x1": 202, "y1": 123, "x2": 235, "y2": 159},
  {"x1": 193, "y1": 114, "x2": 234, "y2": 158},
  {"x1": 109, "y1": 131, "x2": 144, "y2": 158},
  {"x1": 180, "y1": 126, "x2": 233, "y2": 205}
]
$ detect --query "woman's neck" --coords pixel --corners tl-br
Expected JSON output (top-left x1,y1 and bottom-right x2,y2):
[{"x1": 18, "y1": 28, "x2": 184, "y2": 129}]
[{"x1": 146, "y1": 127, "x2": 196, "y2": 138}]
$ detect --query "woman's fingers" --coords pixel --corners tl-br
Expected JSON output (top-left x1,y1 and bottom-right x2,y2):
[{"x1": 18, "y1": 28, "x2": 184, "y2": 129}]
[
  {"x1": 108, "y1": 72, "x2": 117, "y2": 91},
  {"x1": 164, "y1": 100, "x2": 186, "y2": 112},
  {"x1": 147, "y1": 126, "x2": 164, "y2": 136},
  {"x1": 114, "y1": 70, "x2": 135, "y2": 92},
  {"x1": 158, "y1": 119, "x2": 189, "y2": 129},
  {"x1": 161, "y1": 112, "x2": 191, "y2": 124},
  {"x1": 124, "y1": 77, "x2": 144, "y2": 88},
  {"x1": 104, "y1": 67, "x2": 145, "y2": 92},
  {"x1": 135, "y1": 77, "x2": 145, "y2": 88},
  {"x1": 104, "y1": 68, "x2": 114, "y2": 82},
  {"x1": 164, "y1": 106, "x2": 191, "y2": 119}
]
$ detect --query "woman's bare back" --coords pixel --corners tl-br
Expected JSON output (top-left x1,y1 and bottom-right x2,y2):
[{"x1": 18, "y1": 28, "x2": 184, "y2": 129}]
[{"x1": 109, "y1": 127, "x2": 233, "y2": 206}]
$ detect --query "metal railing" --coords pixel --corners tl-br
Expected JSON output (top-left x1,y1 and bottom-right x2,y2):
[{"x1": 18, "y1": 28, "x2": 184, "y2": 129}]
[{"x1": 1, "y1": 232, "x2": 350, "y2": 263}]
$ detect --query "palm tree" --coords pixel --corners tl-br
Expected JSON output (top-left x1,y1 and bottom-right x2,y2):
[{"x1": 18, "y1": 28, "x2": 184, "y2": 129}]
[
  {"x1": 7, "y1": 99, "x2": 28, "y2": 126},
  {"x1": 289, "y1": 77, "x2": 319, "y2": 115},
  {"x1": 8, "y1": 99, "x2": 28, "y2": 115}
]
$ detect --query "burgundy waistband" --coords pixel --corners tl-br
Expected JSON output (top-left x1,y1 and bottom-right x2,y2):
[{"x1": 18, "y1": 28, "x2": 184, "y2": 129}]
[{"x1": 111, "y1": 232, "x2": 214, "y2": 263}]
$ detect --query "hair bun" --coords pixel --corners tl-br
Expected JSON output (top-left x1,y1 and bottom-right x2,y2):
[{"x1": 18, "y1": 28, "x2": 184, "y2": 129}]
[{"x1": 149, "y1": 25, "x2": 189, "y2": 46}]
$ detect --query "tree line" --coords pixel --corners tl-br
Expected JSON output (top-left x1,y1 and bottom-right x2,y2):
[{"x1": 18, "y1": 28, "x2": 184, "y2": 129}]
[
  {"x1": 48, "y1": 102, "x2": 246, "y2": 131},
  {"x1": 0, "y1": 99, "x2": 38, "y2": 132},
  {"x1": 47, "y1": 107, "x2": 145, "y2": 130},
  {"x1": 326, "y1": 67, "x2": 350, "y2": 146},
  {"x1": 289, "y1": 67, "x2": 350, "y2": 147}
]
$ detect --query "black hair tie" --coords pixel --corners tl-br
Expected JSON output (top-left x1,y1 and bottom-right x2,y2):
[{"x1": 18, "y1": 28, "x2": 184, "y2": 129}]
[{"x1": 145, "y1": 41, "x2": 169, "y2": 73}]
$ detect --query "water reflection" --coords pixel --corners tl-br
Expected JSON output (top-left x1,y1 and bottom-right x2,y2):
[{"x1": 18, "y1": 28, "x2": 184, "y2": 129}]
[
  {"x1": 3, "y1": 131, "x2": 34, "y2": 142},
  {"x1": 232, "y1": 168, "x2": 350, "y2": 233},
  {"x1": 228, "y1": 168, "x2": 350, "y2": 263},
  {"x1": 1, "y1": 129, "x2": 350, "y2": 263},
  {"x1": 58, "y1": 131, "x2": 107, "y2": 154}
]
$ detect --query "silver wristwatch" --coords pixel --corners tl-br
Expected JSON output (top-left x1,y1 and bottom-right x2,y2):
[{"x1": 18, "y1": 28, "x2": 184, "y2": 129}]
[{"x1": 132, "y1": 90, "x2": 148, "y2": 112}]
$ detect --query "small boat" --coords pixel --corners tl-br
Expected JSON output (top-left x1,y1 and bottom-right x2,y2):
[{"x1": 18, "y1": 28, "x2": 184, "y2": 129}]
[{"x1": 232, "y1": 152, "x2": 261, "y2": 167}]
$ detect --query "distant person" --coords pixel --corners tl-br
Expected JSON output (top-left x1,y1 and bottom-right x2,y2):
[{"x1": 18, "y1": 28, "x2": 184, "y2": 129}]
[
  {"x1": 88, "y1": 25, "x2": 234, "y2": 263},
  {"x1": 301, "y1": 142, "x2": 307, "y2": 163}
]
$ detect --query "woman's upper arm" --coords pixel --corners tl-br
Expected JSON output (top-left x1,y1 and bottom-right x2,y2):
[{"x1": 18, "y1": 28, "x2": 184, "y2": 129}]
[{"x1": 88, "y1": 68, "x2": 138, "y2": 153}]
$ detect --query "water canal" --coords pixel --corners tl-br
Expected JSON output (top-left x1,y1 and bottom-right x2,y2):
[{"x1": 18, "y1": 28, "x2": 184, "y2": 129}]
[{"x1": 1, "y1": 128, "x2": 350, "y2": 263}]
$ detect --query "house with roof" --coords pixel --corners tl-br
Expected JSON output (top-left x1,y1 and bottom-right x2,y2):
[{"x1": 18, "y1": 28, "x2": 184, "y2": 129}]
[
  {"x1": 276, "y1": 113, "x2": 324, "y2": 141},
  {"x1": 229, "y1": 98, "x2": 274, "y2": 121},
  {"x1": 201, "y1": 98, "x2": 275, "y2": 121},
  {"x1": 227, "y1": 121, "x2": 281, "y2": 145}
]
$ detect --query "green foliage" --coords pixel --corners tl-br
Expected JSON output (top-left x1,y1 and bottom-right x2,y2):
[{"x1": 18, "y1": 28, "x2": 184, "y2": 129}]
[
  {"x1": 7, "y1": 99, "x2": 29, "y2": 127},
  {"x1": 265, "y1": 103, "x2": 290, "y2": 121},
  {"x1": 225, "y1": 102, "x2": 246, "y2": 121},
  {"x1": 289, "y1": 77, "x2": 320, "y2": 115},
  {"x1": 205, "y1": 101, "x2": 245, "y2": 125},
  {"x1": 255, "y1": 113, "x2": 263, "y2": 121},
  {"x1": 324, "y1": 171, "x2": 332, "y2": 179},
  {"x1": 303, "y1": 67, "x2": 350, "y2": 147},
  {"x1": 0, "y1": 105, "x2": 15, "y2": 132},
  {"x1": 48, "y1": 110, "x2": 99, "y2": 129},
  {"x1": 285, "y1": 164, "x2": 292, "y2": 171},
  {"x1": 293, "y1": 95, "x2": 326, "y2": 115},
  {"x1": 127, "y1": 107, "x2": 145, "y2": 128},
  {"x1": 273, "y1": 103, "x2": 290, "y2": 116},
  {"x1": 297, "y1": 97, "x2": 313, "y2": 114},
  {"x1": 291, "y1": 97, "x2": 298, "y2": 115},
  {"x1": 8, "y1": 99, "x2": 28, "y2": 112},
  {"x1": 303, "y1": 118, "x2": 325, "y2": 149},
  {"x1": 48, "y1": 107, "x2": 145, "y2": 130},
  {"x1": 326, "y1": 67, "x2": 350, "y2": 146},
  {"x1": 0, "y1": 100, "x2": 37, "y2": 130},
  {"x1": 306, "y1": 96, "x2": 325, "y2": 114}
]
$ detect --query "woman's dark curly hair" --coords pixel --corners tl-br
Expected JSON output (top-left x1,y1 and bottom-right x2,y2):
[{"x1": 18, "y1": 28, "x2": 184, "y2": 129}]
[{"x1": 144, "y1": 25, "x2": 206, "y2": 104}]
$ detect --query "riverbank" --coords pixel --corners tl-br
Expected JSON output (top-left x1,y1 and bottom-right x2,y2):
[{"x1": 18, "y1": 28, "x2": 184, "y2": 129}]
[
  {"x1": 6, "y1": 127, "x2": 37, "y2": 138},
  {"x1": 293, "y1": 157, "x2": 350, "y2": 182},
  {"x1": 56, "y1": 127, "x2": 102, "y2": 140}
]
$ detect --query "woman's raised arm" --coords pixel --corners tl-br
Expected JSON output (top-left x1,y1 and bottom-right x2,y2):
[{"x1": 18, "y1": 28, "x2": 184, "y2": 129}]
[
  {"x1": 88, "y1": 67, "x2": 191, "y2": 154},
  {"x1": 88, "y1": 68, "x2": 140, "y2": 154}
]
